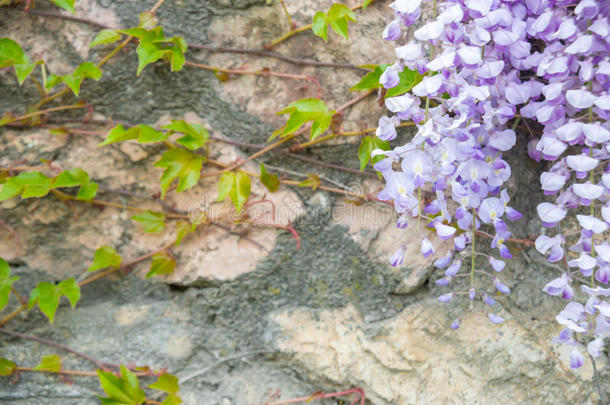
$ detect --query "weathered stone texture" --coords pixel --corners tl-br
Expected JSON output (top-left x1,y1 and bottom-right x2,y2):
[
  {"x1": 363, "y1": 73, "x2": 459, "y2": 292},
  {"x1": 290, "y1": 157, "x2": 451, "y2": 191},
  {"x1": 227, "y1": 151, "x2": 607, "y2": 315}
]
[{"x1": 0, "y1": 0, "x2": 607, "y2": 404}]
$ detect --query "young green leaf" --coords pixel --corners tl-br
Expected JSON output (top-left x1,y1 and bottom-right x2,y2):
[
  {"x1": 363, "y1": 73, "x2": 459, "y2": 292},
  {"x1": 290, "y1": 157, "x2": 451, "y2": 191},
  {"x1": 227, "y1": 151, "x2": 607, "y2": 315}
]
[
  {"x1": 148, "y1": 372, "x2": 179, "y2": 394},
  {"x1": 154, "y1": 149, "x2": 204, "y2": 199},
  {"x1": 326, "y1": 3, "x2": 356, "y2": 40},
  {"x1": 311, "y1": 4, "x2": 356, "y2": 41},
  {"x1": 0, "y1": 178, "x2": 23, "y2": 201},
  {"x1": 76, "y1": 181, "x2": 98, "y2": 201},
  {"x1": 146, "y1": 253, "x2": 176, "y2": 278},
  {"x1": 131, "y1": 210, "x2": 165, "y2": 233},
  {"x1": 65, "y1": 62, "x2": 103, "y2": 96},
  {"x1": 163, "y1": 120, "x2": 209, "y2": 150},
  {"x1": 99, "y1": 124, "x2": 139, "y2": 146},
  {"x1": 13, "y1": 171, "x2": 52, "y2": 199},
  {"x1": 88, "y1": 246, "x2": 122, "y2": 272},
  {"x1": 0, "y1": 358, "x2": 16, "y2": 376},
  {"x1": 136, "y1": 125, "x2": 167, "y2": 143},
  {"x1": 28, "y1": 278, "x2": 80, "y2": 323},
  {"x1": 34, "y1": 354, "x2": 62, "y2": 372},
  {"x1": 91, "y1": 30, "x2": 122, "y2": 47},
  {"x1": 174, "y1": 221, "x2": 195, "y2": 247},
  {"x1": 162, "y1": 394, "x2": 183, "y2": 405},
  {"x1": 0, "y1": 258, "x2": 19, "y2": 311},
  {"x1": 99, "y1": 124, "x2": 166, "y2": 146},
  {"x1": 358, "y1": 135, "x2": 390, "y2": 171},
  {"x1": 217, "y1": 172, "x2": 251, "y2": 213},
  {"x1": 259, "y1": 163, "x2": 280, "y2": 192},
  {"x1": 298, "y1": 173, "x2": 320, "y2": 190},
  {"x1": 53, "y1": 168, "x2": 90, "y2": 189},
  {"x1": 362, "y1": 0, "x2": 373, "y2": 9},
  {"x1": 312, "y1": 12, "x2": 328, "y2": 41},
  {"x1": 50, "y1": 0, "x2": 76, "y2": 13},
  {"x1": 0, "y1": 37, "x2": 36, "y2": 85},
  {"x1": 385, "y1": 67, "x2": 424, "y2": 98},
  {"x1": 97, "y1": 365, "x2": 146, "y2": 405},
  {"x1": 277, "y1": 98, "x2": 335, "y2": 140},
  {"x1": 350, "y1": 64, "x2": 388, "y2": 91}
]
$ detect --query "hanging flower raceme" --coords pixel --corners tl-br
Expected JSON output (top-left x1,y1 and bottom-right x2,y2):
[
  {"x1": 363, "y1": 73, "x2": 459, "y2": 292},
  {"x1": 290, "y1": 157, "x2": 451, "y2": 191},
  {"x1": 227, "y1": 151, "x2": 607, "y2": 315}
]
[{"x1": 378, "y1": 0, "x2": 610, "y2": 367}]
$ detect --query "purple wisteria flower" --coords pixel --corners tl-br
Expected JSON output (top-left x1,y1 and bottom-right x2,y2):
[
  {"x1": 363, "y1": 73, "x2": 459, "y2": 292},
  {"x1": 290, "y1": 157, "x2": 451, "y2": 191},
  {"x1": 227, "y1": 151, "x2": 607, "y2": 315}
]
[{"x1": 380, "y1": 0, "x2": 610, "y2": 354}]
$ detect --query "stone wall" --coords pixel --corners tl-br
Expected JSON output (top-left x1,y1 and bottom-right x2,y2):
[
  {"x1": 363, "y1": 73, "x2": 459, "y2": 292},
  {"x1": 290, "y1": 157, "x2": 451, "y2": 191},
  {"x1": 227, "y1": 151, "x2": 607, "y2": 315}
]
[{"x1": 0, "y1": 0, "x2": 607, "y2": 404}]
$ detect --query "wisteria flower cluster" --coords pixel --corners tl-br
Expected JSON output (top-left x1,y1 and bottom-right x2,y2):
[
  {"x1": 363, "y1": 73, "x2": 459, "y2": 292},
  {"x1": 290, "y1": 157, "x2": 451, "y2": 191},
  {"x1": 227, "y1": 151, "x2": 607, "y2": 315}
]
[{"x1": 377, "y1": 0, "x2": 609, "y2": 369}]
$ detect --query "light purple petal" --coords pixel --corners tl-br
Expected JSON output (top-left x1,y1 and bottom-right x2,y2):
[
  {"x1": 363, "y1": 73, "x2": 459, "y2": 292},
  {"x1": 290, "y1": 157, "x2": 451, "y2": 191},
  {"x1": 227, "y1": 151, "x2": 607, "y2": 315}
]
[
  {"x1": 570, "y1": 350, "x2": 584, "y2": 369},
  {"x1": 540, "y1": 172, "x2": 566, "y2": 193},
  {"x1": 476, "y1": 60, "x2": 505, "y2": 79},
  {"x1": 566, "y1": 89, "x2": 597, "y2": 109},
  {"x1": 582, "y1": 123, "x2": 610, "y2": 144},
  {"x1": 395, "y1": 42, "x2": 422, "y2": 61},
  {"x1": 438, "y1": 292, "x2": 454, "y2": 303},
  {"x1": 488, "y1": 129, "x2": 516, "y2": 151},
  {"x1": 577, "y1": 215, "x2": 608, "y2": 233},
  {"x1": 537, "y1": 202, "x2": 567, "y2": 226},
  {"x1": 587, "y1": 338, "x2": 604, "y2": 358},
  {"x1": 457, "y1": 45, "x2": 482, "y2": 65},
  {"x1": 487, "y1": 313, "x2": 504, "y2": 324},
  {"x1": 566, "y1": 155, "x2": 598, "y2": 172},
  {"x1": 465, "y1": 0, "x2": 492, "y2": 15},
  {"x1": 412, "y1": 75, "x2": 443, "y2": 96},
  {"x1": 414, "y1": 20, "x2": 444, "y2": 41},
  {"x1": 565, "y1": 35, "x2": 593, "y2": 54},
  {"x1": 390, "y1": 0, "x2": 422, "y2": 14}
]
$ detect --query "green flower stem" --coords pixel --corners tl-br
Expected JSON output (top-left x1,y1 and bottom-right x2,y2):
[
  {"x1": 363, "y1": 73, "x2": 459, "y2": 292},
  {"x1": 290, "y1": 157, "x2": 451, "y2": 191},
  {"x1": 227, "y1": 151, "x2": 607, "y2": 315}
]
[
  {"x1": 471, "y1": 208, "x2": 476, "y2": 288},
  {"x1": 5, "y1": 102, "x2": 88, "y2": 125}
]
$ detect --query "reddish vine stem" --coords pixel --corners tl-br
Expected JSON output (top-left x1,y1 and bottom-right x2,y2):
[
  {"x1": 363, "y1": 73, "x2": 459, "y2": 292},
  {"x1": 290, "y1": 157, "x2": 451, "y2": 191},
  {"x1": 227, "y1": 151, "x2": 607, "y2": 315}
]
[
  {"x1": 14, "y1": 8, "x2": 366, "y2": 71},
  {"x1": 249, "y1": 387, "x2": 365, "y2": 405},
  {"x1": 184, "y1": 61, "x2": 323, "y2": 97},
  {"x1": 0, "y1": 328, "x2": 117, "y2": 370}
]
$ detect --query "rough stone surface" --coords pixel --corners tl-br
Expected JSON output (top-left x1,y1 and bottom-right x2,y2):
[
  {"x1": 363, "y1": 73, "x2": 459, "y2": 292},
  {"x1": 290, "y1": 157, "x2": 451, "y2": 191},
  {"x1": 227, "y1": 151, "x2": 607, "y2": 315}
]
[{"x1": 0, "y1": 1, "x2": 608, "y2": 404}]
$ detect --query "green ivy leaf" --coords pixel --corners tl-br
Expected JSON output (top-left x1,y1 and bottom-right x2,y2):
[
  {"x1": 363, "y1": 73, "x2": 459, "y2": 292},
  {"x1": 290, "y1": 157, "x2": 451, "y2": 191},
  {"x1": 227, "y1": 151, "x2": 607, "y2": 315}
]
[
  {"x1": 311, "y1": 4, "x2": 356, "y2": 41},
  {"x1": 34, "y1": 354, "x2": 62, "y2": 372},
  {"x1": 154, "y1": 149, "x2": 204, "y2": 199},
  {"x1": 0, "y1": 358, "x2": 16, "y2": 376},
  {"x1": 148, "y1": 372, "x2": 179, "y2": 394},
  {"x1": 350, "y1": 64, "x2": 388, "y2": 91},
  {"x1": 326, "y1": 4, "x2": 356, "y2": 40},
  {"x1": 174, "y1": 221, "x2": 195, "y2": 247},
  {"x1": 217, "y1": 172, "x2": 251, "y2": 213},
  {"x1": 76, "y1": 181, "x2": 98, "y2": 201},
  {"x1": 53, "y1": 168, "x2": 90, "y2": 188},
  {"x1": 385, "y1": 67, "x2": 424, "y2": 98},
  {"x1": 97, "y1": 365, "x2": 146, "y2": 405},
  {"x1": 311, "y1": 12, "x2": 328, "y2": 41},
  {"x1": 149, "y1": 372, "x2": 182, "y2": 403},
  {"x1": 362, "y1": 0, "x2": 373, "y2": 9},
  {"x1": 14, "y1": 171, "x2": 52, "y2": 199},
  {"x1": 50, "y1": 0, "x2": 76, "y2": 13},
  {"x1": 131, "y1": 210, "x2": 165, "y2": 233},
  {"x1": 162, "y1": 394, "x2": 183, "y2": 405},
  {"x1": 358, "y1": 135, "x2": 389, "y2": 171},
  {"x1": 163, "y1": 120, "x2": 209, "y2": 150},
  {"x1": 0, "y1": 178, "x2": 24, "y2": 201},
  {"x1": 298, "y1": 173, "x2": 320, "y2": 190},
  {"x1": 0, "y1": 258, "x2": 19, "y2": 312},
  {"x1": 259, "y1": 163, "x2": 279, "y2": 192},
  {"x1": 146, "y1": 253, "x2": 175, "y2": 278},
  {"x1": 276, "y1": 98, "x2": 335, "y2": 140},
  {"x1": 28, "y1": 278, "x2": 80, "y2": 323},
  {"x1": 91, "y1": 30, "x2": 122, "y2": 47},
  {"x1": 99, "y1": 124, "x2": 166, "y2": 146},
  {"x1": 137, "y1": 125, "x2": 167, "y2": 143},
  {"x1": 168, "y1": 37, "x2": 187, "y2": 72},
  {"x1": 88, "y1": 246, "x2": 122, "y2": 272},
  {"x1": 0, "y1": 37, "x2": 36, "y2": 85}
]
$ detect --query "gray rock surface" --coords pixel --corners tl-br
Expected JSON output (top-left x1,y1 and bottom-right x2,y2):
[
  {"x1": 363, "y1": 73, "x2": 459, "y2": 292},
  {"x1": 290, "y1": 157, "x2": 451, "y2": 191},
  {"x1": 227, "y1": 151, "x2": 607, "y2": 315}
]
[{"x1": 0, "y1": 0, "x2": 608, "y2": 404}]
